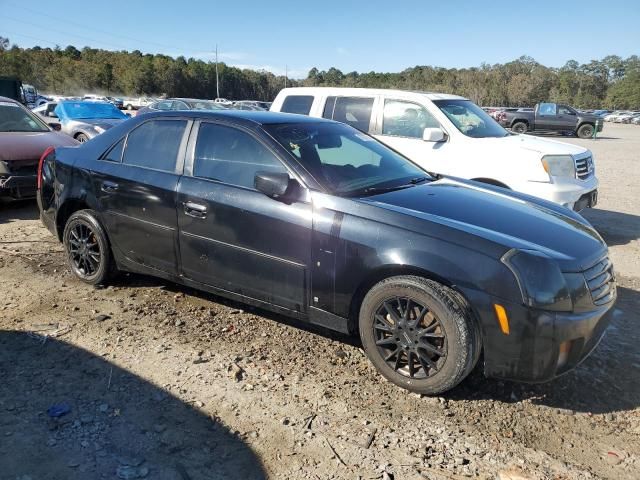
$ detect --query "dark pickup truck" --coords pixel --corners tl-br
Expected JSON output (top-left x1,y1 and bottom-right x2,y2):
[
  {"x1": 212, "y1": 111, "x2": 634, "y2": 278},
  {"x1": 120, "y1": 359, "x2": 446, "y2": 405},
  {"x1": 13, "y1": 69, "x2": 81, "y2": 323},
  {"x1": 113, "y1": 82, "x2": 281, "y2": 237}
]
[{"x1": 497, "y1": 103, "x2": 603, "y2": 138}]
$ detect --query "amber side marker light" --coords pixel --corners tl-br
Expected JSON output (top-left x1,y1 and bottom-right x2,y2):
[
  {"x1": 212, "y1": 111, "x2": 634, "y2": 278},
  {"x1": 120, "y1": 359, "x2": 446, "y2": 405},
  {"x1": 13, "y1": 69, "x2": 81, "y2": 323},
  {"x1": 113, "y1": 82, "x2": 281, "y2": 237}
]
[{"x1": 493, "y1": 304, "x2": 510, "y2": 335}]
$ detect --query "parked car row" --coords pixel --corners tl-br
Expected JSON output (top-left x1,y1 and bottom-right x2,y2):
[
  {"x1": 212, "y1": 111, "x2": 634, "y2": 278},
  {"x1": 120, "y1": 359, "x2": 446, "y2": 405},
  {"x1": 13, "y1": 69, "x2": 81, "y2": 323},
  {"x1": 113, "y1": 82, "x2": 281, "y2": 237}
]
[
  {"x1": 2, "y1": 84, "x2": 618, "y2": 395},
  {"x1": 603, "y1": 110, "x2": 640, "y2": 123}
]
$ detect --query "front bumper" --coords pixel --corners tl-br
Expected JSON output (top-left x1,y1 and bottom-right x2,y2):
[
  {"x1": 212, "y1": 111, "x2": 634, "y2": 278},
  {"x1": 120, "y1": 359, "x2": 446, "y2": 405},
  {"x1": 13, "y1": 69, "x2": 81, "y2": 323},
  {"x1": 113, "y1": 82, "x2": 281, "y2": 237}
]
[
  {"x1": 0, "y1": 174, "x2": 37, "y2": 199},
  {"x1": 461, "y1": 287, "x2": 616, "y2": 382},
  {"x1": 515, "y1": 174, "x2": 599, "y2": 211}
]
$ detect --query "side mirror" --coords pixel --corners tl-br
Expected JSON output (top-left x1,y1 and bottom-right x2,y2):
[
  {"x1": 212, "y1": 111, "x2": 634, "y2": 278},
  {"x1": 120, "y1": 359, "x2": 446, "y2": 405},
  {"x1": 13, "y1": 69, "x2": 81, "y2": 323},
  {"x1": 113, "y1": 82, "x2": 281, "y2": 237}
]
[
  {"x1": 423, "y1": 127, "x2": 446, "y2": 142},
  {"x1": 255, "y1": 171, "x2": 291, "y2": 198},
  {"x1": 48, "y1": 122, "x2": 61, "y2": 131}
]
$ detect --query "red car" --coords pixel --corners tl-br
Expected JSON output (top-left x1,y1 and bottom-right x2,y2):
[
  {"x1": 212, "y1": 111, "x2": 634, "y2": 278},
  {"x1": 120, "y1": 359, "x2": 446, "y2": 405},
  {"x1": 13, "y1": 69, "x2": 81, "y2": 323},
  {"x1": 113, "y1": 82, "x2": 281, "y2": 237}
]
[{"x1": 0, "y1": 96, "x2": 78, "y2": 199}]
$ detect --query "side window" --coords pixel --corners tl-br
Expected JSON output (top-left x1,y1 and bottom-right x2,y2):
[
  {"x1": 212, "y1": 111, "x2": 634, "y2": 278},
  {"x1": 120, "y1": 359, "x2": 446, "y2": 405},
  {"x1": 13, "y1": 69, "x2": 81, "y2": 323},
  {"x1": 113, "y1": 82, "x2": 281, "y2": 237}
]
[
  {"x1": 280, "y1": 95, "x2": 314, "y2": 115},
  {"x1": 172, "y1": 101, "x2": 189, "y2": 110},
  {"x1": 322, "y1": 96, "x2": 337, "y2": 119},
  {"x1": 538, "y1": 103, "x2": 557, "y2": 116},
  {"x1": 331, "y1": 97, "x2": 374, "y2": 132},
  {"x1": 558, "y1": 105, "x2": 574, "y2": 115},
  {"x1": 101, "y1": 138, "x2": 124, "y2": 162},
  {"x1": 122, "y1": 120, "x2": 186, "y2": 172},
  {"x1": 155, "y1": 101, "x2": 172, "y2": 111},
  {"x1": 382, "y1": 99, "x2": 440, "y2": 138},
  {"x1": 193, "y1": 123, "x2": 287, "y2": 188}
]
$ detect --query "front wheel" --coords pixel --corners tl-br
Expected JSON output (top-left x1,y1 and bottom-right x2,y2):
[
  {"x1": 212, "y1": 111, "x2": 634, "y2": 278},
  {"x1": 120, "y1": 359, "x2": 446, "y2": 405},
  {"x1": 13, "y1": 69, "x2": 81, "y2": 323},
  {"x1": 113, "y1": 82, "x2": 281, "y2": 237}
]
[
  {"x1": 577, "y1": 123, "x2": 594, "y2": 139},
  {"x1": 76, "y1": 133, "x2": 89, "y2": 143},
  {"x1": 511, "y1": 122, "x2": 528, "y2": 134},
  {"x1": 359, "y1": 276, "x2": 480, "y2": 395},
  {"x1": 63, "y1": 209, "x2": 115, "y2": 285}
]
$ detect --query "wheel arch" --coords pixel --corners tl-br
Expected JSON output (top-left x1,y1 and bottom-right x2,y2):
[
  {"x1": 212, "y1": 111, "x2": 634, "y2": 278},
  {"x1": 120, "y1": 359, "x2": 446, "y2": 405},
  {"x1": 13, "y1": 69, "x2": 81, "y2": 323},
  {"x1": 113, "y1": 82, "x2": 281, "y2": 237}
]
[
  {"x1": 510, "y1": 118, "x2": 529, "y2": 127},
  {"x1": 347, "y1": 264, "x2": 480, "y2": 338},
  {"x1": 55, "y1": 198, "x2": 92, "y2": 241}
]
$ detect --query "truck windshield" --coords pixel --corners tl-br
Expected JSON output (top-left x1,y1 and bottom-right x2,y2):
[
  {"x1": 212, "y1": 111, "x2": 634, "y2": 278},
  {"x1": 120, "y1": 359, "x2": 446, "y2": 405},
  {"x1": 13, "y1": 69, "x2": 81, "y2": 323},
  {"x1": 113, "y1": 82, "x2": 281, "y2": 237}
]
[
  {"x1": 265, "y1": 122, "x2": 430, "y2": 196},
  {"x1": 0, "y1": 102, "x2": 49, "y2": 132},
  {"x1": 54, "y1": 102, "x2": 127, "y2": 120},
  {"x1": 433, "y1": 99, "x2": 509, "y2": 138}
]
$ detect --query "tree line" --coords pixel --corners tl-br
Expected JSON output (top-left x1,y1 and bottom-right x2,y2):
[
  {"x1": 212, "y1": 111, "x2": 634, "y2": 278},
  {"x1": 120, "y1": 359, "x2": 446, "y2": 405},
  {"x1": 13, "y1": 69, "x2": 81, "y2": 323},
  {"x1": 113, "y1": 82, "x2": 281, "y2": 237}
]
[{"x1": 1, "y1": 37, "x2": 638, "y2": 108}]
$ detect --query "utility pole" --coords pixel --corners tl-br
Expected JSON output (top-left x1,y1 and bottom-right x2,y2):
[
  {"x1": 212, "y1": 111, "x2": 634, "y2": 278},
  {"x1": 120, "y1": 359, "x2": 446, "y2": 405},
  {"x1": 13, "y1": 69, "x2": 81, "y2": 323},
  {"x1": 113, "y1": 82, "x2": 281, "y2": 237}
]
[
  {"x1": 215, "y1": 44, "x2": 220, "y2": 99},
  {"x1": 285, "y1": 65, "x2": 288, "y2": 88}
]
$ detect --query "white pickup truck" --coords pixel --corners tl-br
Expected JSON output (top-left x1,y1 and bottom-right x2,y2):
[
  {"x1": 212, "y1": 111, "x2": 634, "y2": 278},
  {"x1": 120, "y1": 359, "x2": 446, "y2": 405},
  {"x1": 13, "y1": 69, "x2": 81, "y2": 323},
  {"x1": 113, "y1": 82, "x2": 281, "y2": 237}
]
[
  {"x1": 270, "y1": 87, "x2": 599, "y2": 211},
  {"x1": 122, "y1": 97, "x2": 155, "y2": 110}
]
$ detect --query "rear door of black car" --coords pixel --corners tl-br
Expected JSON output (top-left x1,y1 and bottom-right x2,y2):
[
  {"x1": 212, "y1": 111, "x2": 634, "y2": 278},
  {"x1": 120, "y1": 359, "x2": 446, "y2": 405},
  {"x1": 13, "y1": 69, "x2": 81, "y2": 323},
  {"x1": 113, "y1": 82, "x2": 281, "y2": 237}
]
[
  {"x1": 93, "y1": 118, "x2": 191, "y2": 274},
  {"x1": 176, "y1": 120, "x2": 312, "y2": 312}
]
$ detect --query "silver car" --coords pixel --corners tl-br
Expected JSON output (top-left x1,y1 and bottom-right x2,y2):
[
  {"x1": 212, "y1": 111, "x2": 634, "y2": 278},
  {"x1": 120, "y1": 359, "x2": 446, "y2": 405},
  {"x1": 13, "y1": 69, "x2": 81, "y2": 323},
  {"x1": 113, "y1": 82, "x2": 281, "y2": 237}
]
[{"x1": 54, "y1": 101, "x2": 129, "y2": 142}]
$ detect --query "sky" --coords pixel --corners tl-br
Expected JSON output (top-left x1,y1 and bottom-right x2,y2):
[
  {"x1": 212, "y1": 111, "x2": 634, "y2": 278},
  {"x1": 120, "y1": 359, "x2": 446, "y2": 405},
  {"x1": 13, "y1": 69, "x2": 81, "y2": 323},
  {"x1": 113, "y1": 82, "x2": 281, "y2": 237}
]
[{"x1": 1, "y1": 0, "x2": 639, "y2": 78}]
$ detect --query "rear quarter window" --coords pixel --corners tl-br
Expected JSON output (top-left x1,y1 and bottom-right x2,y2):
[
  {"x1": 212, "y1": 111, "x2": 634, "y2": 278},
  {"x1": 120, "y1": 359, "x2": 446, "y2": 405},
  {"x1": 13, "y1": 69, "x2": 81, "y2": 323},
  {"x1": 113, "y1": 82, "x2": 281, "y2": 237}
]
[
  {"x1": 281, "y1": 95, "x2": 314, "y2": 115},
  {"x1": 122, "y1": 120, "x2": 187, "y2": 172}
]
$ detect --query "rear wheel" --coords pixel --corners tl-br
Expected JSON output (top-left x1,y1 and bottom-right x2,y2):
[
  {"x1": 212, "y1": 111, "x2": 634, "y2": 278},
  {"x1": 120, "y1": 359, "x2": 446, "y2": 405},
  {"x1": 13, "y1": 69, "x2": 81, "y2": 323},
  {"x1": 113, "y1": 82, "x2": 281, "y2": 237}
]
[
  {"x1": 577, "y1": 123, "x2": 594, "y2": 139},
  {"x1": 76, "y1": 133, "x2": 89, "y2": 143},
  {"x1": 511, "y1": 121, "x2": 528, "y2": 134},
  {"x1": 63, "y1": 209, "x2": 115, "y2": 285},
  {"x1": 359, "y1": 276, "x2": 480, "y2": 395}
]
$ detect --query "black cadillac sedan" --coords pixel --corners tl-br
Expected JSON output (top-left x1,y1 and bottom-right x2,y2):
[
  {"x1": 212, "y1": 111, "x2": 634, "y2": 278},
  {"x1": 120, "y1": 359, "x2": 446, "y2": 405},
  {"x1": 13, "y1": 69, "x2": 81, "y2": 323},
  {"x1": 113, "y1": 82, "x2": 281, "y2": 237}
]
[{"x1": 37, "y1": 110, "x2": 616, "y2": 394}]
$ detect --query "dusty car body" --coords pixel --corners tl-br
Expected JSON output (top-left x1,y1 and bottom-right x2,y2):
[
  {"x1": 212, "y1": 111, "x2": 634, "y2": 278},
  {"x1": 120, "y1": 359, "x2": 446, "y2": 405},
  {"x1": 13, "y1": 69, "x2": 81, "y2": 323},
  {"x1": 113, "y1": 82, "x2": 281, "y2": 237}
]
[
  {"x1": 54, "y1": 101, "x2": 129, "y2": 143},
  {"x1": 0, "y1": 96, "x2": 77, "y2": 199},
  {"x1": 38, "y1": 110, "x2": 616, "y2": 395}
]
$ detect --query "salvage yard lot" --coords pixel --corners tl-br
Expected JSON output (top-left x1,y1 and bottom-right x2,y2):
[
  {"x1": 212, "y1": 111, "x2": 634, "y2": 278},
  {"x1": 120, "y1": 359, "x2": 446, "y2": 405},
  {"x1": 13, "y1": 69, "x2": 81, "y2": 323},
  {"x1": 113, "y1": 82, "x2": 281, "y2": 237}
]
[{"x1": 0, "y1": 124, "x2": 638, "y2": 479}]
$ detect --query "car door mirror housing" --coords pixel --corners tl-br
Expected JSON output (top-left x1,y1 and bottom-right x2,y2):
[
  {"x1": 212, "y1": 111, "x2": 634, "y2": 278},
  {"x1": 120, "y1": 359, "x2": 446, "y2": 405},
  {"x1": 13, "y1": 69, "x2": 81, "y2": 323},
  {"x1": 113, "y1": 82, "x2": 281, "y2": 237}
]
[
  {"x1": 255, "y1": 171, "x2": 291, "y2": 198},
  {"x1": 423, "y1": 127, "x2": 446, "y2": 142}
]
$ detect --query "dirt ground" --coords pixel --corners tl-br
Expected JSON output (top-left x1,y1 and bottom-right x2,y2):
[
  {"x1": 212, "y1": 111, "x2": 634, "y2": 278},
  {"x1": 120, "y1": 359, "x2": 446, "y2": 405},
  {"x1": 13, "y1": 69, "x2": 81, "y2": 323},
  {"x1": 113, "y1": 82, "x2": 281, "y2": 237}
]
[{"x1": 0, "y1": 123, "x2": 638, "y2": 480}]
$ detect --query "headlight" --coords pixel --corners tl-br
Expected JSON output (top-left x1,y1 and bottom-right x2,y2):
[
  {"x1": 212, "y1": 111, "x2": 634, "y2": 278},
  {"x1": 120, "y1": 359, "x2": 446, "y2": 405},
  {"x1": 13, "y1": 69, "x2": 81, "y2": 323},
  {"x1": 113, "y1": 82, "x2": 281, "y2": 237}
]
[
  {"x1": 94, "y1": 126, "x2": 105, "y2": 134},
  {"x1": 501, "y1": 249, "x2": 572, "y2": 311},
  {"x1": 541, "y1": 155, "x2": 575, "y2": 178}
]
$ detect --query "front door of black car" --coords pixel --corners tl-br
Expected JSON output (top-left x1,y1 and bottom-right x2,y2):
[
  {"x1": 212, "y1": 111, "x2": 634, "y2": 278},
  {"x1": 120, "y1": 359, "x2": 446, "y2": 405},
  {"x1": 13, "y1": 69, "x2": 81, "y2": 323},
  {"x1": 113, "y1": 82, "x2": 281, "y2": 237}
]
[
  {"x1": 94, "y1": 118, "x2": 190, "y2": 274},
  {"x1": 176, "y1": 121, "x2": 312, "y2": 312}
]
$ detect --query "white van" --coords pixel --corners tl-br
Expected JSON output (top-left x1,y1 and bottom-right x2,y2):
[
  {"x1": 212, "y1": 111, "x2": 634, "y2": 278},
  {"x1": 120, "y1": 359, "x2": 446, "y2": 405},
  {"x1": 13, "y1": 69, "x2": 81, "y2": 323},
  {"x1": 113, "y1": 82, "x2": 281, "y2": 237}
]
[{"x1": 270, "y1": 87, "x2": 598, "y2": 211}]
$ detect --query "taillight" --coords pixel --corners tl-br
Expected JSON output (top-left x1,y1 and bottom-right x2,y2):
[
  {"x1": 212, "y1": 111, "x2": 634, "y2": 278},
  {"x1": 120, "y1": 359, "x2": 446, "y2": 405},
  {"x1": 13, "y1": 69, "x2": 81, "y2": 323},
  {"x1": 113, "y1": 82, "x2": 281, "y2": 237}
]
[{"x1": 38, "y1": 146, "x2": 55, "y2": 190}]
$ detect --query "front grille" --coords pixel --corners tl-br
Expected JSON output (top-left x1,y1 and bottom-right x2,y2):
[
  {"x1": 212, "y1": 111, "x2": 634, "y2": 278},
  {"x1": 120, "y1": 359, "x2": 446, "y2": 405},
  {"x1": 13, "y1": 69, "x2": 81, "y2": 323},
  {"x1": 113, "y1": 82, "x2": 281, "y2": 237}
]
[
  {"x1": 575, "y1": 156, "x2": 594, "y2": 180},
  {"x1": 583, "y1": 256, "x2": 616, "y2": 306},
  {"x1": 1, "y1": 160, "x2": 38, "y2": 176}
]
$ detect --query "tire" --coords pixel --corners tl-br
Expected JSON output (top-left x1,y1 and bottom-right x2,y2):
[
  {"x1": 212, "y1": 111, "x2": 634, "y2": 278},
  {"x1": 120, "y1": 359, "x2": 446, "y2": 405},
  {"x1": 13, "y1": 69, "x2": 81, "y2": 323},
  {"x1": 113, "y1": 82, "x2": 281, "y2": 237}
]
[
  {"x1": 359, "y1": 276, "x2": 480, "y2": 395},
  {"x1": 76, "y1": 133, "x2": 89, "y2": 143},
  {"x1": 577, "y1": 123, "x2": 594, "y2": 139},
  {"x1": 63, "y1": 209, "x2": 115, "y2": 285},
  {"x1": 511, "y1": 121, "x2": 528, "y2": 134},
  {"x1": 127, "y1": 104, "x2": 133, "y2": 110}
]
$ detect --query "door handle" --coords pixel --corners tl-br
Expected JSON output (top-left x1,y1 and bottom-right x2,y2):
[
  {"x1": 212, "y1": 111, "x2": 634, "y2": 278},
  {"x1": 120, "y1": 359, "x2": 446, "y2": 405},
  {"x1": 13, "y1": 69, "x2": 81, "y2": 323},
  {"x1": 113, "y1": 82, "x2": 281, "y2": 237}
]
[
  {"x1": 101, "y1": 181, "x2": 119, "y2": 193},
  {"x1": 183, "y1": 201, "x2": 207, "y2": 218}
]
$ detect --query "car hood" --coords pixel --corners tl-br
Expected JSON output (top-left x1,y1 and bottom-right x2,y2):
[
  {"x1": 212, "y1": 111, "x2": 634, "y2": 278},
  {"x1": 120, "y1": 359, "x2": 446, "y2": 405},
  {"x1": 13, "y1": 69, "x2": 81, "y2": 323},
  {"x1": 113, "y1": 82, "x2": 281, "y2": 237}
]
[
  {"x1": 0, "y1": 131, "x2": 78, "y2": 161},
  {"x1": 476, "y1": 133, "x2": 589, "y2": 157},
  {"x1": 356, "y1": 178, "x2": 606, "y2": 272}
]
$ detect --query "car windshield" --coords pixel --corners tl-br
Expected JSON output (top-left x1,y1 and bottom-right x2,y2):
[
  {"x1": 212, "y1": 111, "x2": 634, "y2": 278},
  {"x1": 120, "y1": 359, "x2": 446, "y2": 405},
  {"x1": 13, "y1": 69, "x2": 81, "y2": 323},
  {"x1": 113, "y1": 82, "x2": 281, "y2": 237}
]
[
  {"x1": 433, "y1": 99, "x2": 509, "y2": 138},
  {"x1": 185, "y1": 100, "x2": 225, "y2": 110},
  {"x1": 0, "y1": 101, "x2": 49, "y2": 132},
  {"x1": 55, "y1": 102, "x2": 127, "y2": 120},
  {"x1": 265, "y1": 122, "x2": 430, "y2": 196}
]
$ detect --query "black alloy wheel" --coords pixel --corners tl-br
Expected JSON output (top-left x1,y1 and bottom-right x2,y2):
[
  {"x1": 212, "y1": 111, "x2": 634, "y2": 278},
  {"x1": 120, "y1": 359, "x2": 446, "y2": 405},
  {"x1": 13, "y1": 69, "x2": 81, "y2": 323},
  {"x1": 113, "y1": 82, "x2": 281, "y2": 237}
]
[
  {"x1": 373, "y1": 296, "x2": 447, "y2": 379},
  {"x1": 63, "y1": 209, "x2": 115, "y2": 285},
  {"x1": 511, "y1": 122, "x2": 527, "y2": 134},
  {"x1": 359, "y1": 276, "x2": 480, "y2": 395},
  {"x1": 68, "y1": 222, "x2": 101, "y2": 278}
]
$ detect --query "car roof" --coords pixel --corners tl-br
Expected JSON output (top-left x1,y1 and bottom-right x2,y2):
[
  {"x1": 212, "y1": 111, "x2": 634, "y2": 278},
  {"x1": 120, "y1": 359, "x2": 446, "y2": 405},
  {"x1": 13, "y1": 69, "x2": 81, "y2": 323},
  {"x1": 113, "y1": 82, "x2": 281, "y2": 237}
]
[
  {"x1": 0, "y1": 96, "x2": 23, "y2": 106},
  {"x1": 275, "y1": 87, "x2": 467, "y2": 101},
  {"x1": 141, "y1": 109, "x2": 335, "y2": 125}
]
